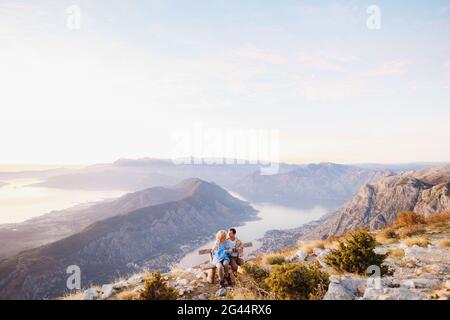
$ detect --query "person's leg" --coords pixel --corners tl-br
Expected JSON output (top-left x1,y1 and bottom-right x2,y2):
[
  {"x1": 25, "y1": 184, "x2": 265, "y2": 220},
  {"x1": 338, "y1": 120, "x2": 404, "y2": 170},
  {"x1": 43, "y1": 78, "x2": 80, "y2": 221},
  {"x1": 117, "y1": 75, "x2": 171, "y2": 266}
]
[
  {"x1": 223, "y1": 260, "x2": 230, "y2": 278},
  {"x1": 216, "y1": 263, "x2": 225, "y2": 283},
  {"x1": 237, "y1": 257, "x2": 244, "y2": 266},
  {"x1": 230, "y1": 257, "x2": 238, "y2": 272}
]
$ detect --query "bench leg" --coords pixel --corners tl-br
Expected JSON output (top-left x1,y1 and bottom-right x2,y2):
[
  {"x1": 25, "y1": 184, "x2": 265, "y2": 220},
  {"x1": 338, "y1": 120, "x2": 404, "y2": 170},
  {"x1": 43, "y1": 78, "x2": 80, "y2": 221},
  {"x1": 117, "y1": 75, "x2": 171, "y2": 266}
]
[{"x1": 206, "y1": 268, "x2": 216, "y2": 284}]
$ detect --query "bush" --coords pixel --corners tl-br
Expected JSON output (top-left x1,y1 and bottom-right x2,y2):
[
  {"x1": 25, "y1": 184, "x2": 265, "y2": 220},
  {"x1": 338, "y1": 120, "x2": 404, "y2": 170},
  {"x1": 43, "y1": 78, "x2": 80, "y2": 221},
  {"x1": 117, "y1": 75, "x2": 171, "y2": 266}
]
[
  {"x1": 264, "y1": 263, "x2": 329, "y2": 300},
  {"x1": 324, "y1": 229, "x2": 392, "y2": 276},
  {"x1": 388, "y1": 248, "x2": 405, "y2": 260},
  {"x1": 394, "y1": 211, "x2": 425, "y2": 227},
  {"x1": 138, "y1": 271, "x2": 178, "y2": 300},
  {"x1": 439, "y1": 240, "x2": 450, "y2": 248},
  {"x1": 404, "y1": 236, "x2": 430, "y2": 247},
  {"x1": 397, "y1": 225, "x2": 426, "y2": 238},
  {"x1": 264, "y1": 254, "x2": 285, "y2": 265},
  {"x1": 241, "y1": 263, "x2": 270, "y2": 287},
  {"x1": 383, "y1": 229, "x2": 399, "y2": 239},
  {"x1": 426, "y1": 212, "x2": 450, "y2": 224}
]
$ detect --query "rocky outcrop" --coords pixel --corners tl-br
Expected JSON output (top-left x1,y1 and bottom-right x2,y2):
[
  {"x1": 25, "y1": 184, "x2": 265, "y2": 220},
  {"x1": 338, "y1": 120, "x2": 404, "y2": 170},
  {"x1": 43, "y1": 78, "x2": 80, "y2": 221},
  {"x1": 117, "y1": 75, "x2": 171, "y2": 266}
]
[{"x1": 260, "y1": 166, "x2": 450, "y2": 246}]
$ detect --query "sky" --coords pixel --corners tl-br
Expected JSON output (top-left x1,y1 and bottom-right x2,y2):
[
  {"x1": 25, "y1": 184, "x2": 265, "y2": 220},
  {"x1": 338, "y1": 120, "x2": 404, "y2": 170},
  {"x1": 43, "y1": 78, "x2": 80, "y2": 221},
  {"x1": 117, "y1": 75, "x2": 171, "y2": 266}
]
[{"x1": 0, "y1": 0, "x2": 449, "y2": 165}]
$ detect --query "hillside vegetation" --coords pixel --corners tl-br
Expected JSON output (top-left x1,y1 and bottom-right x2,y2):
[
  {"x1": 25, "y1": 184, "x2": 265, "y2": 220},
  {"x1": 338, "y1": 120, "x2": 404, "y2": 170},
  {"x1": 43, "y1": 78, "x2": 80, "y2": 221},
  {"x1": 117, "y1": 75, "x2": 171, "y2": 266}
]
[{"x1": 65, "y1": 211, "x2": 450, "y2": 300}]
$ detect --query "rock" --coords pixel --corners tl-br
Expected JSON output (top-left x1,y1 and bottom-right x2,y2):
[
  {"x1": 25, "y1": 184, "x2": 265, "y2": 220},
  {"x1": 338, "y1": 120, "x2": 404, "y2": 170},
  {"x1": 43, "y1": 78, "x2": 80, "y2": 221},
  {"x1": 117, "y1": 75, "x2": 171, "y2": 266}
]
[
  {"x1": 424, "y1": 264, "x2": 449, "y2": 274},
  {"x1": 374, "y1": 247, "x2": 388, "y2": 255},
  {"x1": 329, "y1": 275, "x2": 341, "y2": 284},
  {"x1": 313, "y1": 248, "x2": 324, "y2": 256},
  {"x1": 339, "y1": 275, "x2": 367, "y2": 295},
  {"x1": 323, "y1": 283, "x2": 355, "y2": 300},
  {"x1": 363, "y1": 287, "x2": 423, "y2": 300},
  {"x1": 100, "y1": 284, "x2": 114, "y2": 299},
  {"x1": 295, "y1": 249, "x2": 308, "y2": 261},
  {"x1": 112, "y1": 281, "x2": 128, "y2": 290},
  {"x1": 197, "y1": 293, "x2": 209, "y2": 300},
  {"x1": 317, "y1": 249, "x2": 331, "y2": 269},
  {"x1": 362, "y1": 288, "x2": 383, "y2": 300},
  {"x1": 216, "y1": 288, "x2": 227, "y2": 297},
  {"x1": 127, "y1": 275, "x2": 144, "y2": 285},
  {"x1": 401, "y1": 278, "x2": 441, "y2": 289},
  {"x1": 177, "y1": 278, "x2": 189, "y2": 286},
  {"x1": 186, "y1": 267, "x2": 205, "y2": 278},
  {"x1": 445, "y1": 280, "x2": 450, "y2": 289},
  {"x1": 83, "y1": 288, "x2": 99, "y2": 300},
  {"x1": 178, "y1": 288, "x2": 185, "y2": 296}
]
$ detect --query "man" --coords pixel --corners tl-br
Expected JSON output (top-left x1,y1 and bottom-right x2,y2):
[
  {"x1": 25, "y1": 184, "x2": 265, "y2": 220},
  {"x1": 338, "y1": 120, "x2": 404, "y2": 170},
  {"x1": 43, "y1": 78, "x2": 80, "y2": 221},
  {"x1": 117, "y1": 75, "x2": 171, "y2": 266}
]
[{"x1": 225, "y1": 228, "x2": 244, "y2": 275}]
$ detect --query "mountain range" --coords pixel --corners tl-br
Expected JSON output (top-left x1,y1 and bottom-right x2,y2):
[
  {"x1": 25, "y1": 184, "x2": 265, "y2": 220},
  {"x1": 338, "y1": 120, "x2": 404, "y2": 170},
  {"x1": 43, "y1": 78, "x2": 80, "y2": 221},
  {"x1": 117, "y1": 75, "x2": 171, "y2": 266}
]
[
  {"x1": 0, "y1": 179, "x2": 256, "y2": 299},
  {"x1": 260, "y1": 166, "x2": 450, "y2": 250},
  {"x1": 232, "y1": 163, "x2": 391, "y2": 207}
]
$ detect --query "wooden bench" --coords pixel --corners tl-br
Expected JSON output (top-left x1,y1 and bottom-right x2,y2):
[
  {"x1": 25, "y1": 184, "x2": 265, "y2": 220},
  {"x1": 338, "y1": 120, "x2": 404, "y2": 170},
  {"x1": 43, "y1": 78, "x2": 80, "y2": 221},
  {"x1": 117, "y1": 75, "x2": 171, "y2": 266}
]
[{"x1": 198, "y1": 242, "x2": 253, "y2": 284}]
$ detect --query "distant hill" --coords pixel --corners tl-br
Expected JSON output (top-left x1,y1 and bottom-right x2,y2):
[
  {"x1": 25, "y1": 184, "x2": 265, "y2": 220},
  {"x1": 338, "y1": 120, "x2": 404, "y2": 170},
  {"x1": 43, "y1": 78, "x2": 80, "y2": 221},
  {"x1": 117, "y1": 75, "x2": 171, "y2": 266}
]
[
  {"x1": 232, "y1": 163, "x2": 391, "y2": 207},
  {"x1": 0, "y1": 181, "x2": 196, "y2": 258},
  {"x1": 0, "y1": 179, "x2": 257, "y2": 299},
  {"x1": 26, "y1": 158, "x2": 299, "y2": 191}
]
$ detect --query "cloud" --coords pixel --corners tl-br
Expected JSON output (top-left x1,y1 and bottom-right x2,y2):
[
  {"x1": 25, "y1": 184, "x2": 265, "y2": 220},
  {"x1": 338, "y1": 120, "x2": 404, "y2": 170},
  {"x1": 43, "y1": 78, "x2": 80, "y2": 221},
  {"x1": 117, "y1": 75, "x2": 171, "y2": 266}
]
[
  {"x1": 235, "y1": 46, "x2": 288, "y2": 65},
  {"x1": 297, "y1": 53, "x2": 345, "y2": 72},
  {"x1": 366, "y1": 59, "x2": 414, "y2": 77},
  {"x1": 298, "y1": 78, "x2": 365, "y2": 102}
]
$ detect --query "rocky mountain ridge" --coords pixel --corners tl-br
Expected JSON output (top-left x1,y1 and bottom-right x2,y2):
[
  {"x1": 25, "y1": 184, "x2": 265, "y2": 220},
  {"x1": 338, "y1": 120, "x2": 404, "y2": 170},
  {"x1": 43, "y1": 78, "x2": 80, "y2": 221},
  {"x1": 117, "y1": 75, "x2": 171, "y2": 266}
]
[{"x1": 260, "y1": 166, "x2": 450, "y2": 249}]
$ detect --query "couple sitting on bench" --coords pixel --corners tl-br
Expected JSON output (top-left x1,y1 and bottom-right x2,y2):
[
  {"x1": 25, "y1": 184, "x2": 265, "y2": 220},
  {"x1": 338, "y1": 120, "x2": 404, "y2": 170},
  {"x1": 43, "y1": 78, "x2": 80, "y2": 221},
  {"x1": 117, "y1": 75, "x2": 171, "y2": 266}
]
[{"x1": 211, "y1": 228, "x2": 244, "y2": 288}]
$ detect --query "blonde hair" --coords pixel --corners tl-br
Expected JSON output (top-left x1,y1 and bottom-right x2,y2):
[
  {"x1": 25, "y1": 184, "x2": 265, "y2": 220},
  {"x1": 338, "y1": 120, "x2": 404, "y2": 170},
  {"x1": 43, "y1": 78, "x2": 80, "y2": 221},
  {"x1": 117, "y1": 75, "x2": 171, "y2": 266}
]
[
  {"x1": 213, "y1": 230, "x2": 227, "y2": 252},
  {"x1": 216, "y1": 230, "x2": 227, "y2": 241}
]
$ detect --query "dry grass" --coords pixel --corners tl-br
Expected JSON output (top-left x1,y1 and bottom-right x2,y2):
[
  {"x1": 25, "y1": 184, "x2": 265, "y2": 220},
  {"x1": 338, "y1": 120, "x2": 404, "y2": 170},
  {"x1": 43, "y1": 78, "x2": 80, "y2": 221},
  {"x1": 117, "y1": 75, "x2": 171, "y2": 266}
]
[
  {"x1": 264, "y1": 254, "x2": 285, "y2": 265},
  {"x1": 397, "y1": 225, "x2": 426, "y2": 238},
  {"x1": 61, "y1": 291, "x2": 84, "y2": 300},
  {"x1": 394, "y1": 211, "x2": 425, "y2": 227},
  {"x1": 115, "y1": 290, "x2": 139, "y2": 300},
  {"x1": 438, "y1": 239, "x2": 450, "y2": 248},
  {"x1": 404, "y1": 236, "x2": 430, "y2": 247},
  {"x1": 299, "y1": 240, "x2": 326, "y2": 254},
  {"x1": 426, "y1": 212, "x2": 450, "y2": 224},
  {"x1": 376, "y1": 228, "x2": 400, "y2": 244},
  {"x1": 227, "y1": 273, "x2": 275, "y2": 300},
  {"x1": 388, "y1": 248, "x2": 405, "y2": 260}
]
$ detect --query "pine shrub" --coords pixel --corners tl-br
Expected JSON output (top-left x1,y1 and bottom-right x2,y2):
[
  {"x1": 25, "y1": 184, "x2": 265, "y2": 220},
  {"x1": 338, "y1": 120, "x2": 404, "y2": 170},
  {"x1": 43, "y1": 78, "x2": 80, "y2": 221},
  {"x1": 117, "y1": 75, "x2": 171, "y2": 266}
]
[
  {"x1": 324, "y1": 229, "x2": 392, "y2": 276},
  {"x1": 138, "y1": 271, "x2": 178, "y2": 300},
  {"x1": 264, "y1": 263, "x2": 329, "y2": 300}
]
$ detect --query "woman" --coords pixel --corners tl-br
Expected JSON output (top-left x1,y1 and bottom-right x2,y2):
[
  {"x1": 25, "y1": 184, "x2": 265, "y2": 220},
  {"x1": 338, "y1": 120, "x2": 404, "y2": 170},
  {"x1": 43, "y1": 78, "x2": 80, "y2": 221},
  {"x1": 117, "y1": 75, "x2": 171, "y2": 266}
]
[{"x1": 211, "y1": 230, "x2": 231, "y2": 288}]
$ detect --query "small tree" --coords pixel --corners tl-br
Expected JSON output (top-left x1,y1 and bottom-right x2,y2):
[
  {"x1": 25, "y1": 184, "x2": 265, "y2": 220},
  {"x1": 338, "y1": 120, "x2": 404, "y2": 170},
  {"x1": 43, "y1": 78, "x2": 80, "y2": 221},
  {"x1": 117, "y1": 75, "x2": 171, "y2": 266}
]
[
  {"x1": 264, "y1": 263, "x2": 329, "y2": 300},
  {"x1": 324, "y1": 229, "x2": 391, "y2": 276},
  {"x1": 138, "y1": 271, "x2": 178, "y2": 300}
]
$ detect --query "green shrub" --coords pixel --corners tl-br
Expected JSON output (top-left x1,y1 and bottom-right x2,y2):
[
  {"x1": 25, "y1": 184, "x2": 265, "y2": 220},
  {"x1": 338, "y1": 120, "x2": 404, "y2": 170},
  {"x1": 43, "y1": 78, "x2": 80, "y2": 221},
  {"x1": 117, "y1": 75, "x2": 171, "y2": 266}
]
[
  {"x1": 138, "y1": 271, "x2": 178, "y2": 300},
  {"x1": 324, "y1": 229, "x2": 392, "y2": 276},
  {"x1": 264, "y1": 263, "x2": 329, "y2": 300},
  {"x1": 264, "y1": 254, "x2": 286, "y2": 265},
  {"x1": 241, "y1": 263, "x2": 270, "y2": 287}
]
